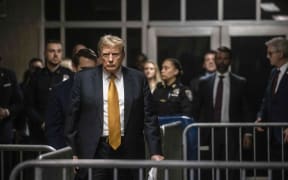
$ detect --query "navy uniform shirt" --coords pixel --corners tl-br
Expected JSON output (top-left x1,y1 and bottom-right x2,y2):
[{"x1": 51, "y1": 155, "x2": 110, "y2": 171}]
[
  {"x1": 153, "y1": 81, "x2": 193, "y2": 117},
  {"x1": 26, "y1": 66, "x2": 73, "y2": 125},
  {"x1": 0, "y1": 67, "x2": 23, "y2": 143}
]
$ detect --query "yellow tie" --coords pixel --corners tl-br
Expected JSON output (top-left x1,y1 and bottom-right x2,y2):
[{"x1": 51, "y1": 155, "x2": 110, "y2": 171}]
[{"x1": 108, "y1": 74, "x2": 121, "y2": 149}]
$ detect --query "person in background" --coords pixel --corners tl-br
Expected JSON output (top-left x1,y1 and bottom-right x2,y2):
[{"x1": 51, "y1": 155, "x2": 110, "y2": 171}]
[
  {"x1": 46, "y1": 48, "x2": 98, "y2": 149},
  {"x1": 153, "y1": 58, "x2": 193, "y2": 117},
  {"x1": 190, "y1": 50, "x2": 216, "y2": 96},
  {"x1": 14, "y1": 57, "x2": 44, "y2": 144},
  {"x1": 66, "y1": 34, "x2": 163, "y2": 180},
  {"x1": 25, "y1": 40, "x2": 73, "y2": 144},
  {"x1": 143, "y1": 60, "x2": 161, "y2": 93},
  {"x1": 72, "y1": 44, "x2": 87, "y2": 57},
  {"x1": 0, "y1": 56, "x2": 23, "y2": 179},
  {"x1": 133, "y1": 52, "x2": 148, "y2": 72},
  {"x1": 251, "y1": 37, "x2": 288, "y2": 179},
  {"x1": 192, "y1": 46, "x2": 251, "y2": 180}
]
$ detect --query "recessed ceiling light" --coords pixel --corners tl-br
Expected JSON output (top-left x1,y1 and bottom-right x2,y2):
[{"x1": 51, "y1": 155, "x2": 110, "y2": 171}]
[
  {"x1": 260, "y1": 2, "x2": 280, "y2": 12},
  {"x1": 273, "y1": 15, "x2": 288, "y2": 21}
]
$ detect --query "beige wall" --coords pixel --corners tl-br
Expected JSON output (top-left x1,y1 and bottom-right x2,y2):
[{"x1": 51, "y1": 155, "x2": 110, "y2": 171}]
[{"x1": 0, "y1": 0, "x2": 41, "y2": 81}]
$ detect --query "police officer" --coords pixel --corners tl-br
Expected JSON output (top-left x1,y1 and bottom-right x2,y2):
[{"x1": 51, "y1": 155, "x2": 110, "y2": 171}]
[
  {"x1": 153, "y1": 58, "x2": 192, "y2": 117},
  {"x1": 25, "y1": 40, "x2": 73, "y2": 144},
  {"x1": 0, "y1": 56, "x2": 23, "y2": 144}
]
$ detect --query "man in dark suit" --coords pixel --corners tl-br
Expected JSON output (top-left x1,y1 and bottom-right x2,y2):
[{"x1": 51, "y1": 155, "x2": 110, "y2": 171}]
[
  {"x1": 192, "y1": 46, "x2": 250, "y2": 180},
  {"x1": 254, "y1": 37, "x2": 288, "y2": 179},
  {"x1": 66, "y1": 35, "x2": 163, "y2": 180},
  {"x1": 45, "y1": 48, "x2": 98, "y2": 149},
  {"x1": 189, "y1": 50, "x2": 216, "y2": 96}
]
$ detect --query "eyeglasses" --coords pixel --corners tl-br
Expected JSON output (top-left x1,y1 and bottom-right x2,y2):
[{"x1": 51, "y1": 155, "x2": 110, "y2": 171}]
[{"x1": 101, "y1": 52, "x2": 121, "y2": 59}]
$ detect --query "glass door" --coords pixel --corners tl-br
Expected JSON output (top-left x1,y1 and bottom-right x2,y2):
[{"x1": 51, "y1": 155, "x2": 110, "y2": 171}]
[{"x1": 148, "y1": 27, "x2": 220, "y2": 85}]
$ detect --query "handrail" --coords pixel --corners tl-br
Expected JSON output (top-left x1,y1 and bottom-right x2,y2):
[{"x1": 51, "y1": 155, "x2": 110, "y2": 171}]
[
  {"x1": 9, "y1": 159, "x2": 288, "y2": 180},
  {"x1": 38, "y1": 146, "x2": 71, "y2": 160},
  {"x1": 0, "y1": 144, "x2": 56, "y2": 152},
  {"x1": 182, "y1": 122, "x2": 288, "y2": 161}
]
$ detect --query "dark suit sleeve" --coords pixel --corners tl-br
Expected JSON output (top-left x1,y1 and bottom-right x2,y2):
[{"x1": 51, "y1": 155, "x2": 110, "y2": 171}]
[
  {"x1": 143, "y1": 76, "x2": 163, "y2": 156},
  {"x1": 1, "y1": 69, "x2": 23, "y2": 119},
  {"x1": 25, "y1": 72, "x2": 43, "y2": 124},
  {"x1": 45, "y1": 86, "x2": 66, "y2": 149},
  {"x1": 65, "y1": 74, "x2": 81, "y2": 156}
]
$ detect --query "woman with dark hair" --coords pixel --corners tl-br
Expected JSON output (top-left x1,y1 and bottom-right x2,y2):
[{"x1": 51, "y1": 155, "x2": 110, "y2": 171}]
[{"x1": 153, "y1": 58, "x2": 193, "y2": 117}]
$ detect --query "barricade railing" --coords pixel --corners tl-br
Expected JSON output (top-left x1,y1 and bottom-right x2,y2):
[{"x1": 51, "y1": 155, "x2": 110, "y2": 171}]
[
  {"x1": 9, "y1": 159, "x2": 288, "y2": 180},
  {"x1": 0, "y1": 144, "x2": 56, "y2": 180},
  {"x1": 182, "y1": 122, "x2": 288, "y2": 180},
  {"x1": 37, "y1": 146, "x2": 73, "y2": 180}
]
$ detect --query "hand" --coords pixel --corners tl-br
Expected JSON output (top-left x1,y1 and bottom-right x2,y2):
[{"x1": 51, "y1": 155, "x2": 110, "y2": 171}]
[
  {"x1": 72, "y1": 155, "x2": 79, "y2": 174},
  {"x1": 243, "y1": 134, "x2": 252, "y2": 149},
  {"x1": 255, "y1": 117, "x2": 264, "y2": 132},
  {"x1": 0, "y1": 108, "x2": 9, "y2": 120},
  {"x1": 151, "y1": 154, "x2": 164, "y2": 161},
  {"x1": 284, "y1": 128, "x2": 288, "y2": 144}
]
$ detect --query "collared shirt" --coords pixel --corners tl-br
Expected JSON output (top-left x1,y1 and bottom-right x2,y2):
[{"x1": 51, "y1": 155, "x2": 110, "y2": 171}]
[
  {"x1": 102, "y1": 68, "x2": 125, "y2": 136},
  {"x1": 275, "y1": 62, "x2": 288, "y2": 93},
  {"x1": 213, "y1": 72, "x2": 230, "y2": 123}
]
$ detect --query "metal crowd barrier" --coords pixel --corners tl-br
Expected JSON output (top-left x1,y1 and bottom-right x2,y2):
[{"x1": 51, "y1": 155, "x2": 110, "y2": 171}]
[
  {"x1": 36, "y1": 146, "x2": 73, "y2": 180},
  {"x1": 9, "y1": 159, "x2": 288, "y2": 180},
  {"x1": 0, "y1": 144, "x2": 55, "y2": 180},
  {"x1": 182, "y1": 122, "x2": 288, "y2": 180}
]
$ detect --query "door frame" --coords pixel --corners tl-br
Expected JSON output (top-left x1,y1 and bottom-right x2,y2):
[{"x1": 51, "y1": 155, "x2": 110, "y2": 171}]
[{"x1": 147, "y1": 26, "x2": 220, "y2": 62}]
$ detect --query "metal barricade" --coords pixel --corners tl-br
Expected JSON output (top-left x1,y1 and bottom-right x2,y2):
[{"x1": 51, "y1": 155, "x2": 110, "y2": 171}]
[
  {"x1": 0, "y1": 144, "x2": 55, "y2": 180},
  {"x1": 37, "y1": 146, "x2": 73, "y2": 180},
  {"x1": 9, "y1": 159, "x2": 288, "y2": 180},
  {"x1": 182, "y1": 123, "x2": 288, "y2": 180}
]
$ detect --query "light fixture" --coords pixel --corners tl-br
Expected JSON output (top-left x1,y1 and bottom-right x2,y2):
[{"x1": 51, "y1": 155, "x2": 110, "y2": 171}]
[{"x1": 260, "y1": 2, "x2": 280, "y2": 12}]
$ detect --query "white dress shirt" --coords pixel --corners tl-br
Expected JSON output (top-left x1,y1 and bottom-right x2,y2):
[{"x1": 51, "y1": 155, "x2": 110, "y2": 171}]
[
  {"x1": 213, "y1": 72, "x2": 230, "y2": 123},
  {"x1": 102, "y1": 68, "x2": 125, "y2": 136}
]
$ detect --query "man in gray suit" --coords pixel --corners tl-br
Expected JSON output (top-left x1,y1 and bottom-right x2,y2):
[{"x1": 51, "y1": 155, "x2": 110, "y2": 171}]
[{"x1": 66, "y1": 35, "x2": 163, "y2": 180}]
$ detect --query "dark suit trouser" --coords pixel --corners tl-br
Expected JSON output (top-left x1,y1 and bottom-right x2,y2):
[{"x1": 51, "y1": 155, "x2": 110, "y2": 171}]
[
  {"x1": 75, "y1": 137, "x2": 140, "y2": 180},
  {"x1": 199, "y1": 128, "x2": 240, "y2": 180},
  {"x1": 270, "y1": 138, "x2": 288, "y2": 180}
]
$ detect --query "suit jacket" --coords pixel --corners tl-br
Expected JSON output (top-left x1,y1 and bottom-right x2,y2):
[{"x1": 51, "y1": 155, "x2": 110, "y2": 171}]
[
  {"x1": 45, "y1": 77, "x2": 74, "y2": 149},
  {"x1": 192, "y1": 72, "x2": 250, "y2": 145},
  {"x1": 66, "y1": 65, "x2": 162, "y2": 159},
  {"x1": 0, "y1": 67, "x2": 23, "y2": 143},
  {"x1": 258, "y1": 67, "x2": 288, "y2": 143}
]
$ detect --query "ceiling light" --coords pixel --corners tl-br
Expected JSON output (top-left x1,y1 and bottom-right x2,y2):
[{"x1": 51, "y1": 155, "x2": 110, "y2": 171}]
[
  {"x1": 260, "y1": 2, "x2": 280, "y2": 12},
  {"x1": 273, "y1": 15, "x2": 288, "y2": 21}
]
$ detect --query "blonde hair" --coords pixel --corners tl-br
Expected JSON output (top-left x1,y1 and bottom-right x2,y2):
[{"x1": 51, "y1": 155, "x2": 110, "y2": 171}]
[
  {"x1": 144, "y1": 60, "x2": 162, "y2": 92},
  {"x1": 97, "y1": 34, "x2": 125, "y2": 55},
  {"x1": 265, "y1": 37, "x2": 288, "y2": 58}
]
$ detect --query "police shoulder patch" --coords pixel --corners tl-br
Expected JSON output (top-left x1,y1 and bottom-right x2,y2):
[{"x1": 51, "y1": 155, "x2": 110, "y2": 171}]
[{"x1": 185, "y1": 89, "x2": 193, "y2": 101}]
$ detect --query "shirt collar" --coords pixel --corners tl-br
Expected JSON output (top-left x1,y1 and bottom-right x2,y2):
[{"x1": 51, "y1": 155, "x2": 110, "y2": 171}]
[
  {"x1": 279, "y1": 62, "x2": 288, "y2": 73},
  {"x1": 216, "y1": 71, "x2": 229, "y2": 78},
  {"x1": 103, "y1": 67, "x2": 122, "y2": 81}
]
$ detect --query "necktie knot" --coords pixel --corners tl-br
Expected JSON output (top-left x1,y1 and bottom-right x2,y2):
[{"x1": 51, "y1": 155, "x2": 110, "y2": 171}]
[{"x1": 219, "y1": 75, "x2": 224, "y2": 80}]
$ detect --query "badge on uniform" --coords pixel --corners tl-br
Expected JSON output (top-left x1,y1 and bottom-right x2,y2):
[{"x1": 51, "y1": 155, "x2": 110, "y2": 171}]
[
  {"x1": 160, "y1": 99, "x2": 167, "y2": 102},
  {"x1": 185, "y1": 89, "x2": 193, "y2": 101},
  {"x1": 170, "y1": 88, "x2": 180, "y2": 97},
  {"x1": 62, "y1": 74, "x2": 70, "y2": 82}
]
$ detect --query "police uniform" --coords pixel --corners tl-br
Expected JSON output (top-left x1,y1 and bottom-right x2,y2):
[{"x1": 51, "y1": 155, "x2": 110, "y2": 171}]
[
  {"x1": 25, "y1": 66, "x2": 73, "y2": 144},
  {"x1": 0, "y1": 67, "x2": 23, "y2": 143},
  {"x1": 153, "y1": 81, "x2": 193, "y2": 117}
]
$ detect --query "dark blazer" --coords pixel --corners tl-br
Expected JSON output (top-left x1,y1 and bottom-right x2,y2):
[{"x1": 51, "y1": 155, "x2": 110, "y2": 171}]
[
  {"x1": 45, "y1": 77, "x2": 74, "y2": 149},
  {"x1": 192, "y1": 72, "x2": 250, "y2": 146},
  {"x1": 258, "y1": 67, "x2": 288, "y2": 143},
  {"x1": 0, "y1": 67, "x2": 23, "y2": 143},
  {"x1": 66, "y1": 65, "x2": 162, "y2": 159}
]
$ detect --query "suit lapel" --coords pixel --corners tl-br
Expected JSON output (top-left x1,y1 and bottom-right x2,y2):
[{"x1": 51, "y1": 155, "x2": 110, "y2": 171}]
[
  {"x1": 277, "y1": 67, "x2": 288, "y2": 94},
  {"x1": 122, "y1": 67, "x2": 133, "y2": 129},
  {"x1": 93, "y1": 66, "x2": 104, "y2": 126}
]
